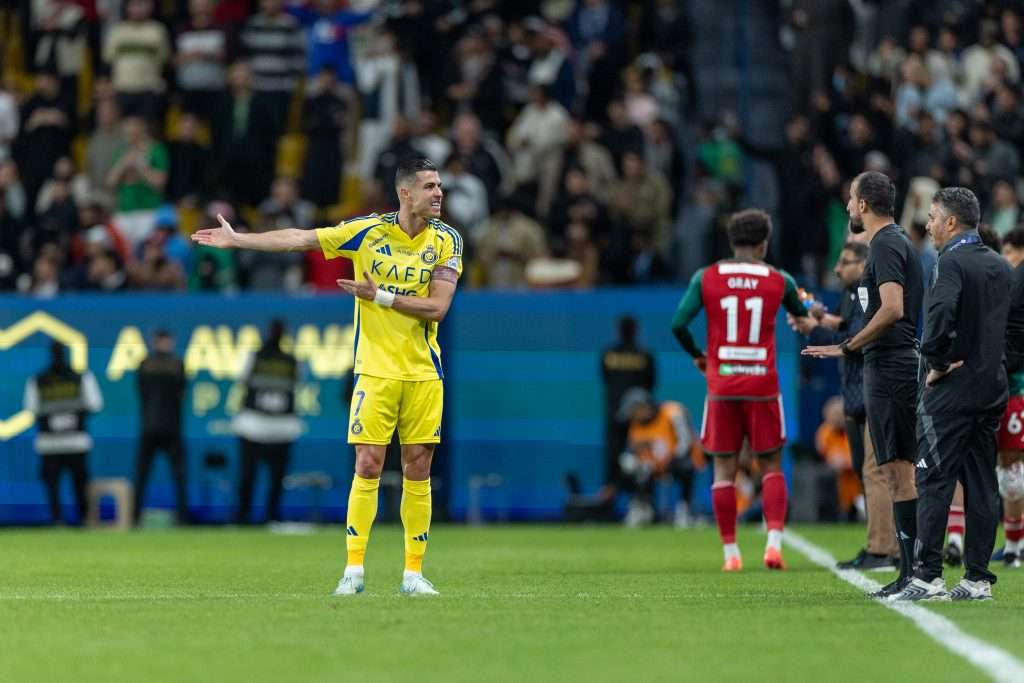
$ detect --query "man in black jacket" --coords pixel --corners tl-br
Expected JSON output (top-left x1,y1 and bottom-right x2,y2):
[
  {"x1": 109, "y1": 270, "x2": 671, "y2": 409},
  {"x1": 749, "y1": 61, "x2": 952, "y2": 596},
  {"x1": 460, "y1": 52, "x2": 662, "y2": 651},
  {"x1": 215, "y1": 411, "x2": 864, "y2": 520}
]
[
  {"x1": 600, "y1": 316, "x2": 656, "y2": 495},
  {"x1": 892, "y1": 187, "x2": 1018, "y2": 602},
  {"x1": 134, "y1": 329, "x2": 188, "y2": 525},
  {"x1": 792, "y1": 242, "x2": 898, "y2": 570}
]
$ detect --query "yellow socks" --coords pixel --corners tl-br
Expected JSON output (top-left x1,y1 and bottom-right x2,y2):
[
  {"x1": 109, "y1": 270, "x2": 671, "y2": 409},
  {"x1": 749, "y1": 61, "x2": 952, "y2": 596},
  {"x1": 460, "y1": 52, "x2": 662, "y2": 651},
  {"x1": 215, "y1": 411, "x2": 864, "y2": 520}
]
[
  {"x1": 401, "y1": 478, "x2": 431, "y2": 574},
  {"x1": 346, "y1": 475, "x2": 431, "y2": 575},
  {"x1": 346, "y1": 475, "x2": 379, "y2": 567}
]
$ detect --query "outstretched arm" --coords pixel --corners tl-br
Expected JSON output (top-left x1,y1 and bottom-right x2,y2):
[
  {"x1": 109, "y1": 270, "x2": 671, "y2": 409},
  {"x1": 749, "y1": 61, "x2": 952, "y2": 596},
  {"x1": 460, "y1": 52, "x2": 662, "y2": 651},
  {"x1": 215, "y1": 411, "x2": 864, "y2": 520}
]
[
  {"x1": 804, "y1": 282, "x2": 903, "y2": 359},
  {"x1": 191, "y1": 214, "x2": 320, "y2": 252},
  {"x1": 338, "y1": 267, "x2": 459, "y2": 323}
]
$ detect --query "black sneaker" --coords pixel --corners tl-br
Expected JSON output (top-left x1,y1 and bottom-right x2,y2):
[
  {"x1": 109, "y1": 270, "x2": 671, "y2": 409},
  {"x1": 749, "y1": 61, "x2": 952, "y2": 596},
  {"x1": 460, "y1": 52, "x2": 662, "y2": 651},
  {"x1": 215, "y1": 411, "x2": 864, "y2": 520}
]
[
  {"x1": 870, "y1": 576, "x2": 911, "y2": 599},
  {"x1": 860, "y1": 553, "x2": 900, "y2": 572},
  {"x1": 943, "y1": 542, "x2": 963, "y2": 567},
  {"x1": 1004, "y1": 552, "x2": 1021, "y2": 568},
  {"x1": 836, "y1": 549, "x2": 868, "y2": 570}
]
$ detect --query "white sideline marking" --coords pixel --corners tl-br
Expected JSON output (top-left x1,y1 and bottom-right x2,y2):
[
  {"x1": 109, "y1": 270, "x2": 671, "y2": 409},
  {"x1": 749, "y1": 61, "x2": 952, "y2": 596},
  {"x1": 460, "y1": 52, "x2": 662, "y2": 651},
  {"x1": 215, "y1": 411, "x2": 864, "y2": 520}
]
[{"x1": 787, "y1": 531, "x2": 1024, "y2": 683}]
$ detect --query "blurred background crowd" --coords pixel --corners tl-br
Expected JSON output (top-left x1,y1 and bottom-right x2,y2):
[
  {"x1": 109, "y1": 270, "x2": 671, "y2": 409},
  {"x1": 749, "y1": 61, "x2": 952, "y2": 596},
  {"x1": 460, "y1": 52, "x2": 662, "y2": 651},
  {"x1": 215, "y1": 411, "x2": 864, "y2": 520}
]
[{"x1": 0, "y1": 0, "x2": 1021, "y2": 296}]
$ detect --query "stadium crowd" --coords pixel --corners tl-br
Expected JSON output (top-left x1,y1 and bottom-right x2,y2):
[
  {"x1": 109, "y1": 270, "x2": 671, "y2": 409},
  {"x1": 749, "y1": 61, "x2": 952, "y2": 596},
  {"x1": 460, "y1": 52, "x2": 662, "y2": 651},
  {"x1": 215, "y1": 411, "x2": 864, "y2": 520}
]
[{"x1": 0, "y1": 0, "x2": 1021, "y2": 294}]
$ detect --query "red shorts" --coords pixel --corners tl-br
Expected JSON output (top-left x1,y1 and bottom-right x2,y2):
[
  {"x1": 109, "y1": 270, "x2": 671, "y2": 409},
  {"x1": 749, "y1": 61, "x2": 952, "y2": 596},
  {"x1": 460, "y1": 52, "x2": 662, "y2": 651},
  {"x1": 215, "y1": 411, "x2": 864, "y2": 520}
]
[
  {"x1": 700, "y1": 396, "x2": 786, "y2": 456},
  {"x1": 998, "y1": 395, "x2": 1024, "y2": 451}
]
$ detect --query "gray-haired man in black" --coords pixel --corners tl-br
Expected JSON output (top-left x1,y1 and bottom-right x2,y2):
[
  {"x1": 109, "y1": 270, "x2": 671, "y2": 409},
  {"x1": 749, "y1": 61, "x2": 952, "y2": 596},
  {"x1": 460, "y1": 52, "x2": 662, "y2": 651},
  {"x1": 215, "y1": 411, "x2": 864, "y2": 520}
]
[{"x1": 891, "y1": 187, "x2": 1018, "y2": 602}]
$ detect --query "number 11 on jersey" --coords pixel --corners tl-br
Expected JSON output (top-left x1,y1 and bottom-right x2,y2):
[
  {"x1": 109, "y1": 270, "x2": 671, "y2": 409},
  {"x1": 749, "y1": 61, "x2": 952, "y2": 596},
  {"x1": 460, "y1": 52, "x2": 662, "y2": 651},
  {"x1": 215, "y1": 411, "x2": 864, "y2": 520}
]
[{"x1": 721, "y1": 296, "x2": 764, "y2": 344}]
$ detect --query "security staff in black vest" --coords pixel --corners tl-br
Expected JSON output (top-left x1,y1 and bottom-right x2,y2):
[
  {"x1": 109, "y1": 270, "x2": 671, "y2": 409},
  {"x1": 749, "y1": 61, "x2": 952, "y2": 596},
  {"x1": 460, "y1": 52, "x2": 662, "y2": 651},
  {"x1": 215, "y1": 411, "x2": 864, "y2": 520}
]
[
  {"x1": 233, "y1": 319, "x2": 301, "y2": 523},
  {"x1": 22, "y1": 341, "x2": 103, "y2": 524},
  {"x1": 600, "y1": 316, "x2": 656, "y2": 496},
  {"x1": 134, "y1": 329, "x2": 188, "y2": 525}
]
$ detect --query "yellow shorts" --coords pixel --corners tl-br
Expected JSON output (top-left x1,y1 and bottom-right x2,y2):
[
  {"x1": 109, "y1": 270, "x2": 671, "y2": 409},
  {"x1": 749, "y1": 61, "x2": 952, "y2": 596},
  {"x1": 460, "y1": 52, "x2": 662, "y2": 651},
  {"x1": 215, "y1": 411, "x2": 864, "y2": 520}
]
[{"x1": 348, "y1": 375, "x2": 444, "y2": 445}]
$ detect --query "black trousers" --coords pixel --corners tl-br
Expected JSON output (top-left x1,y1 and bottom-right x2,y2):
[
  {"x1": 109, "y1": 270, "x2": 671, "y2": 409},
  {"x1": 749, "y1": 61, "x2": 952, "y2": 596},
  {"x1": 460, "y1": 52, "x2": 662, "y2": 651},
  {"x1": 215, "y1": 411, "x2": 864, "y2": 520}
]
[
  {"x1": 134, "y1": 433, "x2": 188, "y2": 524},
  {"x1": 236, "y1": 439, "x2": 291, "y2": 523},
  {"x1": 915, "y1": 409, "x2": 1002, "y2": 584},
  {"x1": 846, "y1": 414, "x2": 867, "y2": 484},
  {"x1": 604, "y1": 417, "x2": 629, "y2": 488},
  {"x1": 39, "y1": 452, "x2": 88, "y2": 524},
  {"x1": 622, "y1": 457, "x2": 696, "y2": 507}
]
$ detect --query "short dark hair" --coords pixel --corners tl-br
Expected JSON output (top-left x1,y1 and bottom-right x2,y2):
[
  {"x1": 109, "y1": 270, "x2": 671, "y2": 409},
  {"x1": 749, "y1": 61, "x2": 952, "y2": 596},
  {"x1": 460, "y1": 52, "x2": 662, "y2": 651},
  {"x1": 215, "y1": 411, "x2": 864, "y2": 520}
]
[
  {"x1": 1004, "y1": 227, "x2": 1024, "y2": 249},
  {"x1": 617, "y1": 315, "x2": 637, "y2": 343},
  {"x1": 978, "y1": 223, "x2": 1000, "y2": 251},
  {"x1": 841, "y1": 241, "x2": 869, "y2": 261},
  {"x1": 153, "y1": 328, "x2": 172, "y2": 340},
  {"x1": 267, "y1": 318, "x2": 286, "y2": 347},
  {"x1": 49, "y1": 340, "x2": 66, "y2": 366},
  {"x1": 932, "y1": 186, "x2": 981, "y2": 231},
  {"x1": 853, "y1": 171, "x2": 896, "y2": 217},
  {"x1": 395, "y1": 157, "x2": 438, "y2": 188},
  {"x1": 727, "y1": 209, "x2": 772, "y2": 247}
]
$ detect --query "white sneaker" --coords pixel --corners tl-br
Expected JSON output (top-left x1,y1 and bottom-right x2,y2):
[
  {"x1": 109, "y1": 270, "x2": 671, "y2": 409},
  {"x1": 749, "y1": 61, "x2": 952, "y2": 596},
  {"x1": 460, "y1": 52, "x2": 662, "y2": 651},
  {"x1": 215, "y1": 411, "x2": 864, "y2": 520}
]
[
  {"x1": 949, "y1": 578, "x2": 993, "y2": 601},
  {"x1": 332, "y1": 568, "x2": 364, "y2": 596},
  {"x1": 888, "y1": 577, "x2": 950, "y2": 602},
  {"x1": 624, "y1": 500, "x2": 655, "y2": 528},
  {"x1": 400, "y1": 571, "x2": 439, "y2": 595},
  {"x1": 673, "y1": 501, "x2": 693, "y2": 529}
]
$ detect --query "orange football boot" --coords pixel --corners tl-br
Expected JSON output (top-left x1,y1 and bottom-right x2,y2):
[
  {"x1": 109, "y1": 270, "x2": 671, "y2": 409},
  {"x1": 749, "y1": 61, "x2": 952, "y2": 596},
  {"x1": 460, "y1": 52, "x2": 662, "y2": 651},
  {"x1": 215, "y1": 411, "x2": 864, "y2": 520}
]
[
  {"x1": 722, "y1": 555, "x2": 743, "y2": 572},
  {"x1": 763, "y1": 547, "x2": 786, "y2": 570}
]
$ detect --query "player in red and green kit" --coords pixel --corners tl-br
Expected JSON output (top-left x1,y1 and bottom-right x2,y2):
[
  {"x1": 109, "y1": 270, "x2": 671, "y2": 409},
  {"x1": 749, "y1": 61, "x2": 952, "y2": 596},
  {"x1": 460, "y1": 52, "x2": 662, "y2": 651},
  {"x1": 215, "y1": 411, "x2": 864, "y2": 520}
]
[
  {"x1": 998, "y1": 228, "x2": 1024, "y2": 568},
  {"x1": 671, "y1": 210, "x2": 808, "y2": 571}
]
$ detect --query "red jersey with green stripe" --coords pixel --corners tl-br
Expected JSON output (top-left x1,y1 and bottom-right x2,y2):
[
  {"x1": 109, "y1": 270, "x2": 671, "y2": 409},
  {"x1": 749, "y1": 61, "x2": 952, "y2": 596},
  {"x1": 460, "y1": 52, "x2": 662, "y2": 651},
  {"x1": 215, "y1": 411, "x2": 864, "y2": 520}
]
[{"x1": 671, "y1": 259, "x2": 805, "y2": 399}]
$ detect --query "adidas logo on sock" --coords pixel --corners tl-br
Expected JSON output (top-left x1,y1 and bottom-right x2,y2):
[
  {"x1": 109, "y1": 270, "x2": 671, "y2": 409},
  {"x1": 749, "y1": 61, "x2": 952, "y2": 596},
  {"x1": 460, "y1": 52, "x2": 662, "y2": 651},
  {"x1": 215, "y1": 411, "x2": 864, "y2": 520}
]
[
  {"x1": 412, "y1": 532, "x2": 429, "y2": 542},
  {"x1": 347, "y1": 526, "x2": 359, "y2": 536},
  {"x1": 376, "y1": 244, "x2": 392, "y2": 256}
]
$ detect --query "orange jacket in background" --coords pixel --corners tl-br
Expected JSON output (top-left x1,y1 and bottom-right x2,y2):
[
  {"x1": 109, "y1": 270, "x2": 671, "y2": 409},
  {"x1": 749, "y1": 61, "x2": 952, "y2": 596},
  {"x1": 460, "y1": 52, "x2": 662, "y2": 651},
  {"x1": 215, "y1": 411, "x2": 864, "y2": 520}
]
[{"x1": 628, "y1": 401, "x2": 705, "y2": 474}]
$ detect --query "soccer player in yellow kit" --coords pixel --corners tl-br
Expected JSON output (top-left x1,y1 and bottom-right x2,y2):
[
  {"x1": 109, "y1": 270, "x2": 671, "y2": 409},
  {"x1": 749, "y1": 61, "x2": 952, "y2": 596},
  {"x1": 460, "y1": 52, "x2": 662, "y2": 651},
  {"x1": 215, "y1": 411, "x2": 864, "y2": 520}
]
[{"x1": 192, "y1": 158, "x2": 461, "y2": 595}]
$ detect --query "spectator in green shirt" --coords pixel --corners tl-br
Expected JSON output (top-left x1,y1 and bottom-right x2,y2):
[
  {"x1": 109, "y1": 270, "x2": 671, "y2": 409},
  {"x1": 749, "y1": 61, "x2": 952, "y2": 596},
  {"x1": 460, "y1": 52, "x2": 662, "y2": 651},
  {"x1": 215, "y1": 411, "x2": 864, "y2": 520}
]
[{"x1": 106, "y1": 116, "x2": 169, "y2": 247}]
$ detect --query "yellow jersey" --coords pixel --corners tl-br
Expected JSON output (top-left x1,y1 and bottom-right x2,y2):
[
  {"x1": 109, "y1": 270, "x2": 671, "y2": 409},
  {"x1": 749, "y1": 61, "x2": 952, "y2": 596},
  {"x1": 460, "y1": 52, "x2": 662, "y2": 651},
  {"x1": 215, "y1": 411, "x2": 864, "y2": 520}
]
[{"x1": 316, "y1": 211, "x2": 463, "y2": 381}]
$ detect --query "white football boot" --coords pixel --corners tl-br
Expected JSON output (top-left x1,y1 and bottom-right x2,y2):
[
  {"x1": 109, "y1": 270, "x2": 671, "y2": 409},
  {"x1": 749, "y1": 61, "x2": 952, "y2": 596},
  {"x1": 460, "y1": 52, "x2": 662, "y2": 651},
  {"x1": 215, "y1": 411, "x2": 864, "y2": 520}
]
[
  {"x1": 400, "y1": 571, "x2": 439, "y2": 595},
  {"x1": 332, "y1": 567, "x2": 365, "y2": 596}
]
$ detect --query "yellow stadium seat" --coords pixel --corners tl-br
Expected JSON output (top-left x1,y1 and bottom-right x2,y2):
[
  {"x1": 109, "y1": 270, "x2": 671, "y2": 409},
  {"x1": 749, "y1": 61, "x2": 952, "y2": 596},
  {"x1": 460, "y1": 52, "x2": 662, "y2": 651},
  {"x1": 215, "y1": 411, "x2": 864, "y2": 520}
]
[
  {"x1": 177, "y1": 204, "x2": 202, "y2": 236},
  {"x1": 71, "y1": 136, "x2": 88, "y2": 170},
  {"x1": 277, "y1": 134, "x2": 307, "y2": 177}
]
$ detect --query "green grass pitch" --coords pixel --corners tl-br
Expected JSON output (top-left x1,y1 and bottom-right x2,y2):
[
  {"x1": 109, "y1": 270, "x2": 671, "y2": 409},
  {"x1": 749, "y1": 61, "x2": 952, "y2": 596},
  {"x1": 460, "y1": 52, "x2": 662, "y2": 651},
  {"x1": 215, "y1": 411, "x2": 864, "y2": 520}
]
[{"x1": 1, "y1": 524, "x2": 1020, "y2": 682}]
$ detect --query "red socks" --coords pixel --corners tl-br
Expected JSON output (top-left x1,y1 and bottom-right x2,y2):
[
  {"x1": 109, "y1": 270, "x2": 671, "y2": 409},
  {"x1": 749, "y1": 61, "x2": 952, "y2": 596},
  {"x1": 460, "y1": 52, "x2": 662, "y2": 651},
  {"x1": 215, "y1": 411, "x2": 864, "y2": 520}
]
[
  {"x1": 761, "y1": 472, "x2": 788, "y2": 532},
  {"x1": 1006, "y1": 515, "x2": 1024, "y2": 546},
  {"x1": 713, "y1": 473, "x2": 787, "y2": 546},
  {"x1": 711, "y1": 482, "x2": 737, "y2": 544},
  {"x1": 947, "y1": 505, "x2": 965, "y2": 538}
]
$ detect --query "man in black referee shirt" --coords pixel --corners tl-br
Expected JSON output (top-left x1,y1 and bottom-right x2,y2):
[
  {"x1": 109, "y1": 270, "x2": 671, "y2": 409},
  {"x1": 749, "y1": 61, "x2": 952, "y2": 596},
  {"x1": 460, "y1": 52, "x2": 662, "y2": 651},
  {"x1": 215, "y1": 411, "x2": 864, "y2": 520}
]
[
  {"x1": 891, "y1": 188, "x2": 1017, "y2": 601},
  {"x1": 134, "y1": 329, "x2": 188, "y2": 525},
  {"x1": 805, "y1": 171, "x2": 924, "y2": 598}
]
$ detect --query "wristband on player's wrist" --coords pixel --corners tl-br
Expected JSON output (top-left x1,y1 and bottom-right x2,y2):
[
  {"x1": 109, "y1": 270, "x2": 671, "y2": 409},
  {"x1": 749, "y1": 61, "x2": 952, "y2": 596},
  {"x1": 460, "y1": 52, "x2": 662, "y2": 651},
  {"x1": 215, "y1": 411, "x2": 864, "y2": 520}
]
[
  {"x1": 373, "y1": 288, "x2": 396, "y2": 308},
  {"x1": 840, "y1": 339, "x2": 857, "y2": 356}
]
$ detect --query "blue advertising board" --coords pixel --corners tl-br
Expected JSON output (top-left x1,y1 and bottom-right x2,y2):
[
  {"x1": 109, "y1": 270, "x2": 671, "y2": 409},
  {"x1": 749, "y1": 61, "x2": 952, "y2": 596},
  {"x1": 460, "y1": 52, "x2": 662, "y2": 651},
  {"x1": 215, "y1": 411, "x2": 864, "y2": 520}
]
[{"x1": 0, "y1": 291, "x2": 800, "y2": 523}]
